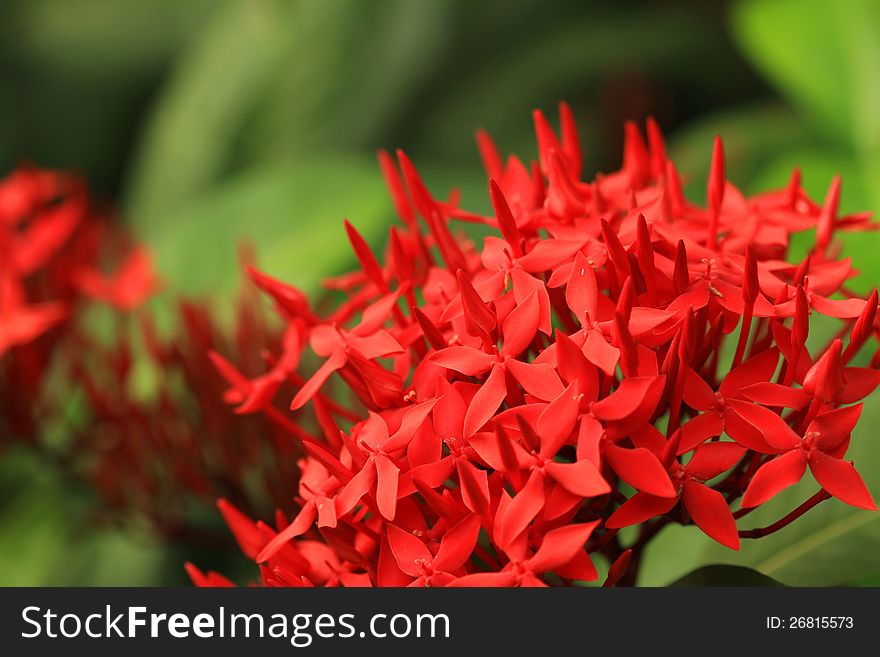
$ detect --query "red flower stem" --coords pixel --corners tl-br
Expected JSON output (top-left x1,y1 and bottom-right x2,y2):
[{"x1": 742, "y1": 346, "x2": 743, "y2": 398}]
[
  {"x1": 797, "y1": 400, "x2": 822, "y2": 434},
  {"x1": 264, "y1": 405, "x2": 318, "y2": 443},
  {"x1": 615, "y1": 518, "x2": 669, "y2": 587},
  {"x1": 731, "y1": 303, "x2": 754, "y2": 369},
  {"x1": 724, "y1": 452, "x2": 765, "y2": 501},
  {"x1": 547, "y1": 288, "x2": 579, "y2": 333},
  {"x1": 666, "y1": 346, "x2": 689, "y2": 436},
  {"x1": 289, "y1": 372, "x2": 361, "y2": 422},
  {"x1": 473, "y1": 543, "x2": 502, "y2": 571},
  {"x1": 605, "y1": 262, "x2": 621, "y2": 299},
  {"x1": 733, "y1": 504, "x2": 758, "y2": 520},
  {"x1": 782, "y1": 342, "x2": 802, "y2": 386},
  {"x1": 746, "y1": 317, "x2": 771, "y2": 360},
  {"x1": 708, "y1": 209, "x2": 719, "y2": 250},
  {"x1": 715, "y1": 452, "x2": 751, "y2": 493},
  {"x1": 595, "y1": 527, "x2": 619, "y2": 550},
  {"x1": 738, "y1": 489, "x2": 832, "y2": 539},
  {"x1": 706, "y1": 345, "x2": 721, "y2": 385}
]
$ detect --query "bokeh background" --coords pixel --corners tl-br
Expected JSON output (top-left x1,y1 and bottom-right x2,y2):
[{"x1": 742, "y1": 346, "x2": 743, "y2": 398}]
[{"x1": 1, "y1": 0, "x2": 879, "y2": 585}]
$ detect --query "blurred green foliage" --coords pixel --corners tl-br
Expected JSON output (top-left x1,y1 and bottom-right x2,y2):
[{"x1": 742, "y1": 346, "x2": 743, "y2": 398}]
[{"x1": 1, "y1": 0, "x2": 879, "y2": 585}]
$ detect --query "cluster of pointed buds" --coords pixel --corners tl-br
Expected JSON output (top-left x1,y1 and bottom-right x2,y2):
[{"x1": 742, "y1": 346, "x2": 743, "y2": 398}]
[
  {"x1": 1, "y1": 166, "x2": 159, "y2": 444},
  {"x1": 184, "y1": 105, "x2": 878, "y2": 587}
]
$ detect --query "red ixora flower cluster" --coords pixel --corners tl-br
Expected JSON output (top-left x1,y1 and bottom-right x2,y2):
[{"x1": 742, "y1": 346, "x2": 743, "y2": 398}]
[
  {"x1": 0, "y1": 168, "x2": 300, "y2": 537},
  {"x1": 1, "y1": 166, "x2": 159, "y2": 443},
  {"x1": 190, "y1": 104, "x2": 879, "y2": 588}
]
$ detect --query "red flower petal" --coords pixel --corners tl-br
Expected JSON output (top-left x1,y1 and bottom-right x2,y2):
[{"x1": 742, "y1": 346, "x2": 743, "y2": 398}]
[
  {"x1": 739, "y1": 382, "x2": 810, "y2": 409},
  {"x1": 592, "y1": 376, "x2": 661, "y2": 421},
  {"x1": 457, "y1": 269, "x2": 497, "y2": 338},
  {"x1": 335, "y1": 460, "x2": 377, "y2": 516},
  {"x1": 383, "y1": 399, "x2": 439, "y2": 453},
  {"x1": 808, "y1": 451, "x2": 876, "y2": 510},
  {"x1": 606, "y1": 493, "x2": 678, "y2": 528},
  {"x1": 527, "y1": 522, "x2": 600, "y2": 573},
  {"x1": 449, "y1": 572, "x2": 518, "y2": 587},
  {"x1": 456, "y1": 458, "x2": 490, "y2": 515},
  {"x1": 544, "y1": 459, "x2": 610, "y2": 497},
  {"x1": 725, "y1": 400, "x2": 801, "y2": 451},
  {"x1": 566, "y1": 251, "x2": 599, "y2": 322},
  {"x1": 463, "y1": 364, "x2": 508, "y2": 436},
  {"x1": 434, "y1": 514, "x2": 481, "y2": 572},
  {"x1": 720, "y1": 348, "x2": 779, "y2": 395},
  {"x1": 583, "y1": 329, "x2": 620, "y2": 376},
  {"x1": 537, "y1": 382, "x2": 580, "y2": 458},
  {"x1": 684, "y1": 442, "x2": 746, "y2": 481},
  {"x1": 386, "y1": 524, "x2": 431, "y2": 577},
  {"x1": 501, "y1": 289, "x2": 540, "y2": 357},
  {"x1": 808, "y1": 404, "x2": 862, "y2": 453},
  {"x1": 682, "y1": 367, "x2": 717, "y2": 411},
  {"x1": 679, "y1": 412, "x2": 724, "y2": 453},
  {"x1": 344, "y1": 219, "x2": 388, "y2": 292},
  {"x1": 374, "y1": 454, "x2": 400, "y2": 520},
  {"x1": 741, "y1": 450, "x2": 807, "y2": 508},
  {"x1": 811, "y1": 295, "x2": 866, "y2": 319},
  {"x1": 430, "y1": 346, "x2": 496, "y2": 376},
  {"x1": 604, "y1": 444, "x2": 676, "y2": 497},
  {"x1": 506, "y1": 359, "x2": 564, "y2": 401},
  {"x1": 681, "y1": 480, "x2": 739, "y2": 550},
  {"x1": 257, "y1": 503, "x2": 318, "y2": 563},
  {"x1": 495, "y1": 470, "x2": 545, "y2": 548},
  {"x1": 511, "y1": 269, "x2": 552, "y2": 335},
  {"x1": 290, "y1": 347, "x2": 348, "y2": 410}
]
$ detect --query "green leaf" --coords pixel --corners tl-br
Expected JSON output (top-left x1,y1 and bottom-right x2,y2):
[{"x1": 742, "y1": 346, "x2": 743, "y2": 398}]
[
  {"x1": 6, "y1": 0, "x2": 213, "y2": 81},
  {"x1": 0, "y1": 450, "x2": 68, "y2": 585},
  {"x1": 125, "y1": 0, "x2": 452, "y2": 225},
  {"x1": 855, "y1": 572, "x2": 880, "y2": 587},
  {"x1": 135, "y1": 155, "x2": 392, "y2": 298},
  {"x1": 668, "y1": 565, "x2": 783, "y2": 587},
  {"x1": 240, "y1": 0, "x2": 451, "y2": 163},
  {"x1": 732, "y1": 0, "x2": 880, "y2": 152},
  {"x1": 0, "y1": 447, "x2": 168, "y2": 586},
  {"x1": 124, "y1": 0, "x2": 293, "y2": 221},
  {"x1": 418, "y1": 7, "x2": 736, "y2": 169}
]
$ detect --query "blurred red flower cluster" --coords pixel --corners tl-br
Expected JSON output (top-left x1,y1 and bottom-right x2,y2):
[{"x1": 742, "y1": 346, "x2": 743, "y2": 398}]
[
  {"x1": 0, "y1": 166, "x2": 158, "y2": 441},
  {"x1": 190, "y1": 105, "x2": 879, "y2": 588},
  {"x1": 0, "y1": 168, "x2": 299, "y2": 536}
]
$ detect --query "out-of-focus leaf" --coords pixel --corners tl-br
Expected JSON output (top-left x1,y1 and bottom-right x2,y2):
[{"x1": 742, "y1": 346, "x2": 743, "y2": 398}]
[
  {"x1": 668, "y1": 565, "x2": 782, "y2": 587},
  {"x1": 855, "y1": 572, "x2": 880, "y2": 587},
  {"x1": 53, "y1": 529, "x2": 170, "y2": 587},
  {"x1": 6, "y1": 0, "x2": 214, "y2": 81},
  {"x1": 0, "y1": 447, "x2": 167, "y2": 586},
  {"x1": 732, "y1": 0, "x2": 880, "y2": 152},
  {"x1": 124, "y1": 0, "x2": 292, "y2": 221},
  {"x1": 241, "y1": 0, "x2": 451, "y2": 163},
  {"x1": 126, "y1": 0, "x2": 452, "y2": 227},
  {"x1": 135, "y1": 156, "x2": 391, "y2": 297},
  {"x1": 0, "y1": 450, "x2": 68, "y2": 585},
  {"x1": 418, "y1": 7, "x2": 748, "y2": 168},
  {"x1": 668, "y1": 102, "x2": 810, "y2": 200}
]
